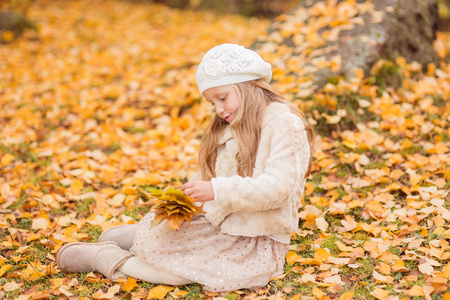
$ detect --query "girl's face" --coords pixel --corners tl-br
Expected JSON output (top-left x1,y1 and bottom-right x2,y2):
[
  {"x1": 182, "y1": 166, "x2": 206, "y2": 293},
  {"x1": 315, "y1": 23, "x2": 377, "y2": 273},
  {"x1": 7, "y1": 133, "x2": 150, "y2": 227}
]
[{"x1": 202, "y1": 84, "x2": 241, "y2": 123}]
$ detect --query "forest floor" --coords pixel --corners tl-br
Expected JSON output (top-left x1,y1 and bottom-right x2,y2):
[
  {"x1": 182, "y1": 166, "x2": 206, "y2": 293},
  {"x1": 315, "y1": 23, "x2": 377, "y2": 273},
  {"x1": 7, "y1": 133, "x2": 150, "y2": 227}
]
[{"x1": 1, "y1": 0, "x2": 450, "y2": 299}]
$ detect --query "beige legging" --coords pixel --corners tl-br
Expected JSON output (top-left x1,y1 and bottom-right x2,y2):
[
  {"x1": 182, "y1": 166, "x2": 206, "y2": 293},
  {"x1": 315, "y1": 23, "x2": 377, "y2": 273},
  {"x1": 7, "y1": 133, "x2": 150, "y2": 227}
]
[{"x1": 118, "y1": 256, "x2": 194, "y2": 285}]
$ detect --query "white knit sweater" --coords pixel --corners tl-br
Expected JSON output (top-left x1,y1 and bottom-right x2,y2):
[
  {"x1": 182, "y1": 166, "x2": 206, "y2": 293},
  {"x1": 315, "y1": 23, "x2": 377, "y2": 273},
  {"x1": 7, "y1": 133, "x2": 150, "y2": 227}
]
[{"x1": 201, "y1": 102, "x2": 311, "y2": 239}]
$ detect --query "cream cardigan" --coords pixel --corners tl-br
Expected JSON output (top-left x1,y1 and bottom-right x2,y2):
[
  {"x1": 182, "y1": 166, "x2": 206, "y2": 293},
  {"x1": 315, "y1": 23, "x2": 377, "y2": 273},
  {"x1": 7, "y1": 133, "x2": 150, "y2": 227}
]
[{"x1": 201, "y1": 102, "x2": 311, "y2": 239}]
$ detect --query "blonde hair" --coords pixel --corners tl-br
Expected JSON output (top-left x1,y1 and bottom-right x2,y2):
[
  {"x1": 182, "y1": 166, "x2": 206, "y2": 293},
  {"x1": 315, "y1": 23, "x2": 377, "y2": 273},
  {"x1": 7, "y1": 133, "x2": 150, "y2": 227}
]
[{"x1": 198, "y1": 79, "x2": 316, "y2": 180}]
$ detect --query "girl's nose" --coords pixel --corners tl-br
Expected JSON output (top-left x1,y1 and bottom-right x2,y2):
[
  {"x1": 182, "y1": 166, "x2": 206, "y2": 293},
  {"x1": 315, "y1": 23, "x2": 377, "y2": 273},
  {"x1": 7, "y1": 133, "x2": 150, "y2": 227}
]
[{"x1": 215, "y1": 104, "x2": 224, "y2": 114}]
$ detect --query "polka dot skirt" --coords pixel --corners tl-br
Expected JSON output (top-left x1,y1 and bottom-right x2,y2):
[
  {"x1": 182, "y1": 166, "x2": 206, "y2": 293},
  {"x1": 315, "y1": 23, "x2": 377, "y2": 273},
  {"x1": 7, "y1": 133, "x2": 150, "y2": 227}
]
[{"x1": 130, "y1": 213, "x2": 288, "y2": 292}]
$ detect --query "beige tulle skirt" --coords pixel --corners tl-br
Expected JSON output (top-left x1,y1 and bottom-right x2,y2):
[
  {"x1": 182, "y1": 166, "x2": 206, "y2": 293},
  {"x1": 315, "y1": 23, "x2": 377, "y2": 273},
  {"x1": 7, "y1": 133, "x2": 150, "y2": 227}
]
[{"x1": 130, "y1": 213, "x2": 288, "y2": 292}]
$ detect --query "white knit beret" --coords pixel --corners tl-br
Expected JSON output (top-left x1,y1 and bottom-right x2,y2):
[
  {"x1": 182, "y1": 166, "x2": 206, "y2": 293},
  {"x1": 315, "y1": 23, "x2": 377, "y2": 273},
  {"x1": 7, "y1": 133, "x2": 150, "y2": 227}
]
[{"x1": 196, "y1": 43, "x2": 272, "y2": 94}]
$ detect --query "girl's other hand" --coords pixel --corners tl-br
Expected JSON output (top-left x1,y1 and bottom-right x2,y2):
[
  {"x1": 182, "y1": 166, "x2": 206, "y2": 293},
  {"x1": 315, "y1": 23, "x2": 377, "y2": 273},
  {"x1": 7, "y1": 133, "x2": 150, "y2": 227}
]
[{"x1": 181, "y1": 180, "x2": 214, "y2": 203}]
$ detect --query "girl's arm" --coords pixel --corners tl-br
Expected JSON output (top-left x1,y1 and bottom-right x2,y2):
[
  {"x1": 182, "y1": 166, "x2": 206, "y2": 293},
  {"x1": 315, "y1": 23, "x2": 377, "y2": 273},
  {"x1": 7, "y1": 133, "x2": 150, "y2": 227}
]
[{"x1": 203, "y1": 112, "x2": 311, "y2": 226}]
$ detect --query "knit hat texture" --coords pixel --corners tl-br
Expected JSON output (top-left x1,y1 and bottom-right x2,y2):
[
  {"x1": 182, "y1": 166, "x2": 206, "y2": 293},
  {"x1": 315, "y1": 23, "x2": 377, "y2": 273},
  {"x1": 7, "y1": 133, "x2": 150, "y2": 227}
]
[{"x1": 196, "y1": 43, "x2": 272, "y2": 94}]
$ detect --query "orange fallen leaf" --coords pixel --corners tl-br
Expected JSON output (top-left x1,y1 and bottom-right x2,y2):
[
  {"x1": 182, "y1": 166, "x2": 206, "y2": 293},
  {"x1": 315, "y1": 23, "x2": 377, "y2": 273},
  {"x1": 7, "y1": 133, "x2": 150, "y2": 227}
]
[
  {"x1": 286, "y1": 251, "x2": 302, "y2": 265},
  {"x1": 312, "y1": 287, "x2": 326, "y2": 298},
  {"x1": 50, "y1": 278, "x2": 65, "y2": 288},
  {"x1": 122, "y1": 277, "x2": 138, "y2": 292},
  {"x1": 339, "y1": 290, "x2": 354, "y2": 300},
  {"x1": 314, "y1": 248, "x2": 329, "y2": 262},
  {"x1": 391, "y1": 260, "x2": 408, "y2": 272},
  {"x1": 1, "y1": 153, "x2": 15, "y2": 166},
  {"x1": 70, "y1": 179, "x2": 84, "y2": 192},
  {"x1": 304, "y1": 181, "x2": 315, "y2": 196},
  {"x1": 406, "y1": 285, "x2": 425, "y2": 297},
  {"x1": 147, "y1": 285, "x2": 174, "y2": 299},
  {"x1": 370, "y1": 288, "x2": 390, "y2": 299},
  {"x1": 290, "y1": 294, "x2": 302, "y2": 300},
  {"x1": 378, "y1": 262, "x2": 391, "y2": 275},
  {"x1": 335, "y1": 241, "x2": 353, "y2": 252},
  {"x1": 0, "y1": 264, "x2": 13, "y2": 277}
]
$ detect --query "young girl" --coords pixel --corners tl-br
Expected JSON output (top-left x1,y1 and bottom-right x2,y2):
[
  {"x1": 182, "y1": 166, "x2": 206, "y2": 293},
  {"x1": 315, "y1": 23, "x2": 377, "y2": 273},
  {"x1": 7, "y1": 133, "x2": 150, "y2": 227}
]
[{"x1": 56, "y1": 43, "x2": 315, "y2": 292}]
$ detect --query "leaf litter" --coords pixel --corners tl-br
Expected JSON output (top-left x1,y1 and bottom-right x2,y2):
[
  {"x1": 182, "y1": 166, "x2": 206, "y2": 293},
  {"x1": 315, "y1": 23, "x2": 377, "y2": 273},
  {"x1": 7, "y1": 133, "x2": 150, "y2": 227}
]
[{"x1": 1, "y1": 0, "x2": 450, "y2": 299}]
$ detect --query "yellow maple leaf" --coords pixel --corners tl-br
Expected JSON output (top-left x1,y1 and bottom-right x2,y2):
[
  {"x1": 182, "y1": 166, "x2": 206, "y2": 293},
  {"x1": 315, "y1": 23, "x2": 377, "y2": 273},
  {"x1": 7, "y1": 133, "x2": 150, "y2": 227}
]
[
  {"x1": 141, "y1": 187, "x2": 204, "y2": 230},
  {"x1": 21, "y1": 261, "x2": 46, "y2": 282}
]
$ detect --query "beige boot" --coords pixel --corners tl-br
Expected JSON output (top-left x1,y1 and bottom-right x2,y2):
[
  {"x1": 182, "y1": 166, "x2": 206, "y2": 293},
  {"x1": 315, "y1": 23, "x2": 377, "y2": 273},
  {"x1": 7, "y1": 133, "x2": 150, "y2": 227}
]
[
  {"x1": 98, "y1": 224, "x2": 138, "y2": 250},
  {"x1": 56, "y1": 242, "x2": 133, "y2": 280}
]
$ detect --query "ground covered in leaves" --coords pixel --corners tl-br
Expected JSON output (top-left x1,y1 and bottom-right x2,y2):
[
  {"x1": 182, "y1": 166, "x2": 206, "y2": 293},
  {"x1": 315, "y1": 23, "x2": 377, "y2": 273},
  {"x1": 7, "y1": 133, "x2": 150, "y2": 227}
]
[{"x1": 1, "y1": 0, "x2": 450, "y2": 299}]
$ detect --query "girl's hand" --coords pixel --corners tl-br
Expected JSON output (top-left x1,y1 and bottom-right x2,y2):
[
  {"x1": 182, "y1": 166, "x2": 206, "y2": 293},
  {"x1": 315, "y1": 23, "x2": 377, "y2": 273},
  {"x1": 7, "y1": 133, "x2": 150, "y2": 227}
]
[{"x1": 181, "y1": 180, "x2": 214, "y2": 203}]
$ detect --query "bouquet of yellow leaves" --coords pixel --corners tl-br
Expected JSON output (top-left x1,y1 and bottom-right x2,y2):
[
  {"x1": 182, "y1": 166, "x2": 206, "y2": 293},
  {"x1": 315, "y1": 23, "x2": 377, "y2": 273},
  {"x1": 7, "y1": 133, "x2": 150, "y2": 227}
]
[{"x1": 140, "y1": 187, "x2": 205, "y2": 230}]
